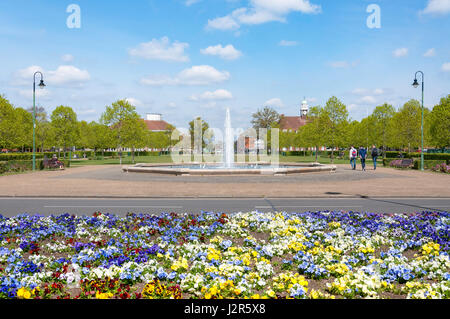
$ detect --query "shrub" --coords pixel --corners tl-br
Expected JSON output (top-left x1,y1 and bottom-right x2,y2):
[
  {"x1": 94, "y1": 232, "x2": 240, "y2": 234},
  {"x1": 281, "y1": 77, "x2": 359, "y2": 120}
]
[
  {"x1": 431, "y1": 163, "x2": 450, "y2": 174},
  {"x1": 412, "y1": 160, "x2": 447, "y2": 170},
  {"x1": 0, "y1": 153, "x2": 44, "y2": 161},
  {"x1": 409, "y1": 153, "x2": 450, "y2": 162}
]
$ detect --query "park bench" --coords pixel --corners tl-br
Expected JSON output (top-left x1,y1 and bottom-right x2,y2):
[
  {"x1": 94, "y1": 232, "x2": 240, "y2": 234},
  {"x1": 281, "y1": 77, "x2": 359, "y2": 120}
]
[
  {"x1": 390, "y1": 158, "x2": 414, "y2": 168},
  {"x1": 42, "y1": 157, "x2": 65, "y2": 170}
]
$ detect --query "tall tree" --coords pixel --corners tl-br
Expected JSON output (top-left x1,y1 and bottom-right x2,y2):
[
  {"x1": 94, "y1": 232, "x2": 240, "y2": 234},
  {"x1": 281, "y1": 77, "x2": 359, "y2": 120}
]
[
  {"x1": 100, "y1": 99, "x2": 142, "y2": 165},
  {"x1": 27, "y1": 106, "x2": 52, "y2": 153},
  {"x1": 189, "y1": 117, "x2": 210, "y2": 152},
  {"x1": 428, "y1": 95, "x2": 450, "y2": 149},
  {"x1": 390, "y1": 99, "x2": 429, "y2": 153},
  {"x1": 251, "y1": 106, "x2": 280, "y2": 129},
  {"x1": 50, "y1": 106, "x2": 79, "y2": 158},
  {"x1": 0, "y1": 95, "x2": 17, "y2": 149},
  {"x1": 90, "y1": 122, "x2": 114, "y2": 156},
  {"x1": 14, "y1": 107, "x2": 33, "y2": 151},
  {"x1": 302, "y1": 106, "x2": 325, "y2": 162},
  {"x1": 322, "y1": 97, "x2": 349, "y2": 163},
  {"x1": 372, "y1": 103, "x2": 395, "y2": 158}
]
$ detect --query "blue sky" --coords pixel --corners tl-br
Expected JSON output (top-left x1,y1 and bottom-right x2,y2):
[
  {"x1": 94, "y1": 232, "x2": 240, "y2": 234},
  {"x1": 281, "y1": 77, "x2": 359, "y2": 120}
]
[{"x1": 0, "y1": 0, "x2": 449, "y2": 129}]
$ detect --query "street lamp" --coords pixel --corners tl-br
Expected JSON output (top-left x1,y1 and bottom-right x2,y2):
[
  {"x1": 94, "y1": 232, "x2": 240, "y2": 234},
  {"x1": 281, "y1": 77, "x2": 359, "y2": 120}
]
[
  {"x1": 33, "y1": 72, "x2": 46, "y2": 171},
  {"x1": 412, "y1": 71, "x2": 424, "y2": 171}
]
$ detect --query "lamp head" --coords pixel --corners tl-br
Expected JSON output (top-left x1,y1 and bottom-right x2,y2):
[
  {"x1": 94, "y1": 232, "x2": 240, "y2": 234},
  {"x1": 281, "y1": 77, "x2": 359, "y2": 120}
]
[
  {"x1": 38, "y1": 79, "x2": 46, "y2": 89},
  {"x1": 412, "y1": 78, "x2": 419, "y2": 88}
]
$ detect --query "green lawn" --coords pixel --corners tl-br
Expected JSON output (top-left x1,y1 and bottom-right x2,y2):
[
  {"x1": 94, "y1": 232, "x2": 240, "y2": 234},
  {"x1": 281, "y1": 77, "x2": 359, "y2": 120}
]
[{"x1": 70, "y1": 155, "x2": 379, "y2": 166}]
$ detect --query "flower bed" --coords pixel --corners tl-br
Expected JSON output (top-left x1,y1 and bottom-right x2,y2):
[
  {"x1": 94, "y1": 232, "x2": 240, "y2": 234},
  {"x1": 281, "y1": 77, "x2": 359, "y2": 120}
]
[
  {"x1": 431, "y1": 163, "x2": 450, "y2": 174},
  {"x1": 0, "y1": 211, "x2": 449, "y2": 299}
]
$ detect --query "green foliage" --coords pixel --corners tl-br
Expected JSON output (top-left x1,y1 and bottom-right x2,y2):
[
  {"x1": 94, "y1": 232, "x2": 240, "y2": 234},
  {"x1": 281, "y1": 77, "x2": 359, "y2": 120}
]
[
  {"x1": 413, "y1": 159, "x2": 448, "y2": 170},
  {"x1": 0, "y1": 153, "x2": 44, "y2": 161},
  {"x1": 0, "y1": 96, "x2": 18, "y2": 149},
  {"x1": 51, "y1": 106, "x2": 79, "y2": 157},
  {"x1": 428, "y1": 95, "x2": 450, "y2": 148},
  {"x1": 251, "y1": 106, "x2": 281, "y2": 129}
]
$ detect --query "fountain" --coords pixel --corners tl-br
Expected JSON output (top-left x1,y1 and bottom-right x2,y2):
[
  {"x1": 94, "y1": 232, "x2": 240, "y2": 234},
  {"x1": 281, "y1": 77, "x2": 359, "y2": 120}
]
[
  {"x1": 224, "y1": 108, "x2": 234, "y2": 169},
  {"x1": 123, "y1": 109, "x2": 336, "y2": 176}
]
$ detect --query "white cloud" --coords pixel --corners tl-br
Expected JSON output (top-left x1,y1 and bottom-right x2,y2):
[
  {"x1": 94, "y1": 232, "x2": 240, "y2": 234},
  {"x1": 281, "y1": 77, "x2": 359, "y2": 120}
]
[
  {"x1": 424, "y1": 48, "x2": 436, "y2": 57},
  {"x1": 13, "y1": 65, "x2": 90, "y2": 87},
  {"x1": 125, "y1": 98, "x2": 142, "y2": 107},
  {"x1": 200, "y1": 44, "x2": 243, "y2": 60},
  {"x1": 422, "y1": 0, "x2": 450, "y2": 15},
  {"x1": 141, "y1": 65, "x2": 231, "y2": 86},
  {"x1": 359, "y1": 96, "x2": 377, "y2": 104},
  {"x1": 279, "y1": 40, "x2": 299, "y2": 46},
  {"x1": 373, "y1": 88, "x2": 384, "y2": 95},
  {"x1": 207, "y1": 0, "x2": 321, "y2": 30},
  {"x1": 61, "y1": 54, "x2": 74, "y2": 63},
  {"x1": 393, "y1": 48, "x2": 408, "y2": 57},
  {"x1": 47, "y1": 66, "x2": 91, "y2": 86},
  {"x1": 129, "y1": 37, "x2": 189, "y2": 62},
  {"x1": 18, "y1": 88, "x2": 51, "y2": 99},
  {"x1": 207, "y1": 15, "x2": 241, "y2": 30},
  {"x1": 264, "y1": 98, "x2": 284, "y2": 108},
  {"x1": 442, "y1": 62, "x2": 450, "y2": 72},
  {"x1": 190, "y1": 89, "x2": 233, "y2": 101}
]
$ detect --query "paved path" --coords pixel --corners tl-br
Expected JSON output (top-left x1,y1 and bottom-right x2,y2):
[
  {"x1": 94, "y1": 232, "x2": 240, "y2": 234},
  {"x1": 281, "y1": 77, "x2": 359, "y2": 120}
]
[
  {"x1": 0, "y1": 164, "x2": 448, "y2": 198},
  {"x1": 1, "y1": 197, "x2": 449, "y2": 216}
]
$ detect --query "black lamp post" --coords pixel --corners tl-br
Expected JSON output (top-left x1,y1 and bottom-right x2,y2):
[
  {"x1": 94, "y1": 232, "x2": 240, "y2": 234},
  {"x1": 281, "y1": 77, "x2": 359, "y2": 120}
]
[
  {"x1": 412, "y1": 71, "x2": 424, "y2": 171},
  {"x1": 33, "y1": 72, "x2": 46, "y2": 171}
]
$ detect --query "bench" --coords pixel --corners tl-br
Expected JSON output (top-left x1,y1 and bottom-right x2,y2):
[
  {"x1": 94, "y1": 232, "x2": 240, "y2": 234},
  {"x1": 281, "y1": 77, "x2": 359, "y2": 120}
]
[
  {"x1": 389, "y1": 159, "x2": 414, "y2": 168},
  {"x1": 42, "y1": 157, "x2": 65, "y2": 170}
]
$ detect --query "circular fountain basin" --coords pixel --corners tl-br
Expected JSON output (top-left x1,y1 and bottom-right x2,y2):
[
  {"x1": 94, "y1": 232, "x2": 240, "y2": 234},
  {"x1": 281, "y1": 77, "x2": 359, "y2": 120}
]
[{"x1": 122, "y1": 162, "x2": 336, "y2": 176}]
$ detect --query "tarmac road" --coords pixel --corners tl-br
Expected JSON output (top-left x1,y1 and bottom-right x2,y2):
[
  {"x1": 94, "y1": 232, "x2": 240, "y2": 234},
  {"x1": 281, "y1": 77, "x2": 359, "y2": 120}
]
[{"x1": 0, "y1": 197, "x2": 449, "y2": 216}]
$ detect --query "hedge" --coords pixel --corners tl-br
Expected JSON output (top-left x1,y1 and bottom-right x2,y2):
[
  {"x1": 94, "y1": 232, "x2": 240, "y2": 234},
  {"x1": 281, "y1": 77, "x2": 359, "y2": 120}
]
[
  {"x1": 0, "y1": 153, "x2": 45, "y2": 161},
  {"x1": 0, "y1": 160, "x2": 70, "y2": 174},
  {"x1": 408, "y1": 153, "x2": 450, "y2": 162},
  {"x1": 413, "y1": 159, "x2": 447, "y2": 170}
]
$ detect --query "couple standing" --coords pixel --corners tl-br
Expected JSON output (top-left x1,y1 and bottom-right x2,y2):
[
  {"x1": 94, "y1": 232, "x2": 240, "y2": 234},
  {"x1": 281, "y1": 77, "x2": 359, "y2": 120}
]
[{"x1": 350, "y1": 145, "x2": 379, "y2": 171}]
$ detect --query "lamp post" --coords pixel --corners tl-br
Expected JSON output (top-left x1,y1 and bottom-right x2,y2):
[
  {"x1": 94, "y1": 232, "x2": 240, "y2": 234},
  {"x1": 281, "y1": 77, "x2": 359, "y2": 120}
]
[
  {"x1": 412, "y1": 71, "x2": 424, "y2": 171},
  {"x1": 33, "y1": 72, "x2": 46, "y2": 171}
]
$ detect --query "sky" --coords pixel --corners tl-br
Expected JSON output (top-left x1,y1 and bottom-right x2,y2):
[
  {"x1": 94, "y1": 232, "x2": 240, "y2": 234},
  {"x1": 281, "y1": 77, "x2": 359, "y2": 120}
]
[{"x1": 0, "y1": 0, "x2": 449, "y2": 130}]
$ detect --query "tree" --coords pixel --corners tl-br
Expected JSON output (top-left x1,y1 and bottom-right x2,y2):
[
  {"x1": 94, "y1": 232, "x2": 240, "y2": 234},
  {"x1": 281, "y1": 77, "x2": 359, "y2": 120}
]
[
  {"x1": 122, "y1": 118, "x2": 148, "y2": 164},
  {"x1": 100, "y1": 99, "x2": 142, "y2": 165},
  {"x1": 90, "y1": 122, "x2": 114, "y2": 156},
  {"x1": 322, "y1": 97, "x2": 349, "y2": 163},
  {"x1": 428, "y1": 95, "x2": 450, "y2": 149},
  {"x1": 189, "y1": 117, "x2": 210, "y2": 152},
  {"x1": 251, "y1": 106, "x2": 280, "y2": 130},
  {"x1": 77, "y1": 121, "x2": 94, "y2": 150},
  {"x1": 27, "y1": 106, "x2": 53, "y2": 153},
  {"x1": 51, "y1": 106, "x2": 79, "y2": 158},
  {"x1": 301, "y1": 106, "x2": 325, "y2": 162},
  {"x1": 14, "y1": 107, "x2": 33, "y2": 151},
  {"x1": 0, "y1": 95, "x2": 17, "y2": 149},
  {"x1": 372, "y1": 103, "x2": 395, "y2": 158},
  {"x1": 390, "y1": 99, "x2": 429, "y2": 153}
]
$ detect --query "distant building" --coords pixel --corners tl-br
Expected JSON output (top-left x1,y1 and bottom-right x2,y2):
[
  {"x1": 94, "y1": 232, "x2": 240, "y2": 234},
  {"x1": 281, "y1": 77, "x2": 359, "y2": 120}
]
[
  {"x1": 279, "y1": 98, "x2": 310, "y2": 133},
  {"x1": 143, "y1": 113, "x2": 172, "y2": 132}
]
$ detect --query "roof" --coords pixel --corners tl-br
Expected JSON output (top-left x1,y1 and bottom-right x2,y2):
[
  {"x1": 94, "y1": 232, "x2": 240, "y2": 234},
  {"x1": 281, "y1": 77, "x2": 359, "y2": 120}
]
[
  {"x1": 279, "y1": 116, "x2": 309, "y2": 131},
  {"x1": 144, "y1": 120, "x2": 171, "y2": 132}
]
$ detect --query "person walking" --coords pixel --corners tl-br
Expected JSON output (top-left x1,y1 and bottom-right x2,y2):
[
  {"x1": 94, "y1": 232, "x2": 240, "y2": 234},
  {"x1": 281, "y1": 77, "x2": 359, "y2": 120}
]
[
  {"x1": 359, "y1": 146, "x2": 367, "y2": 171},
  {"x1": 371, "y1": 145, "x2": 379, "y2": 170},
  {"x1": 349, "y1": 146, "x2": 357, "y2": 170}
]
